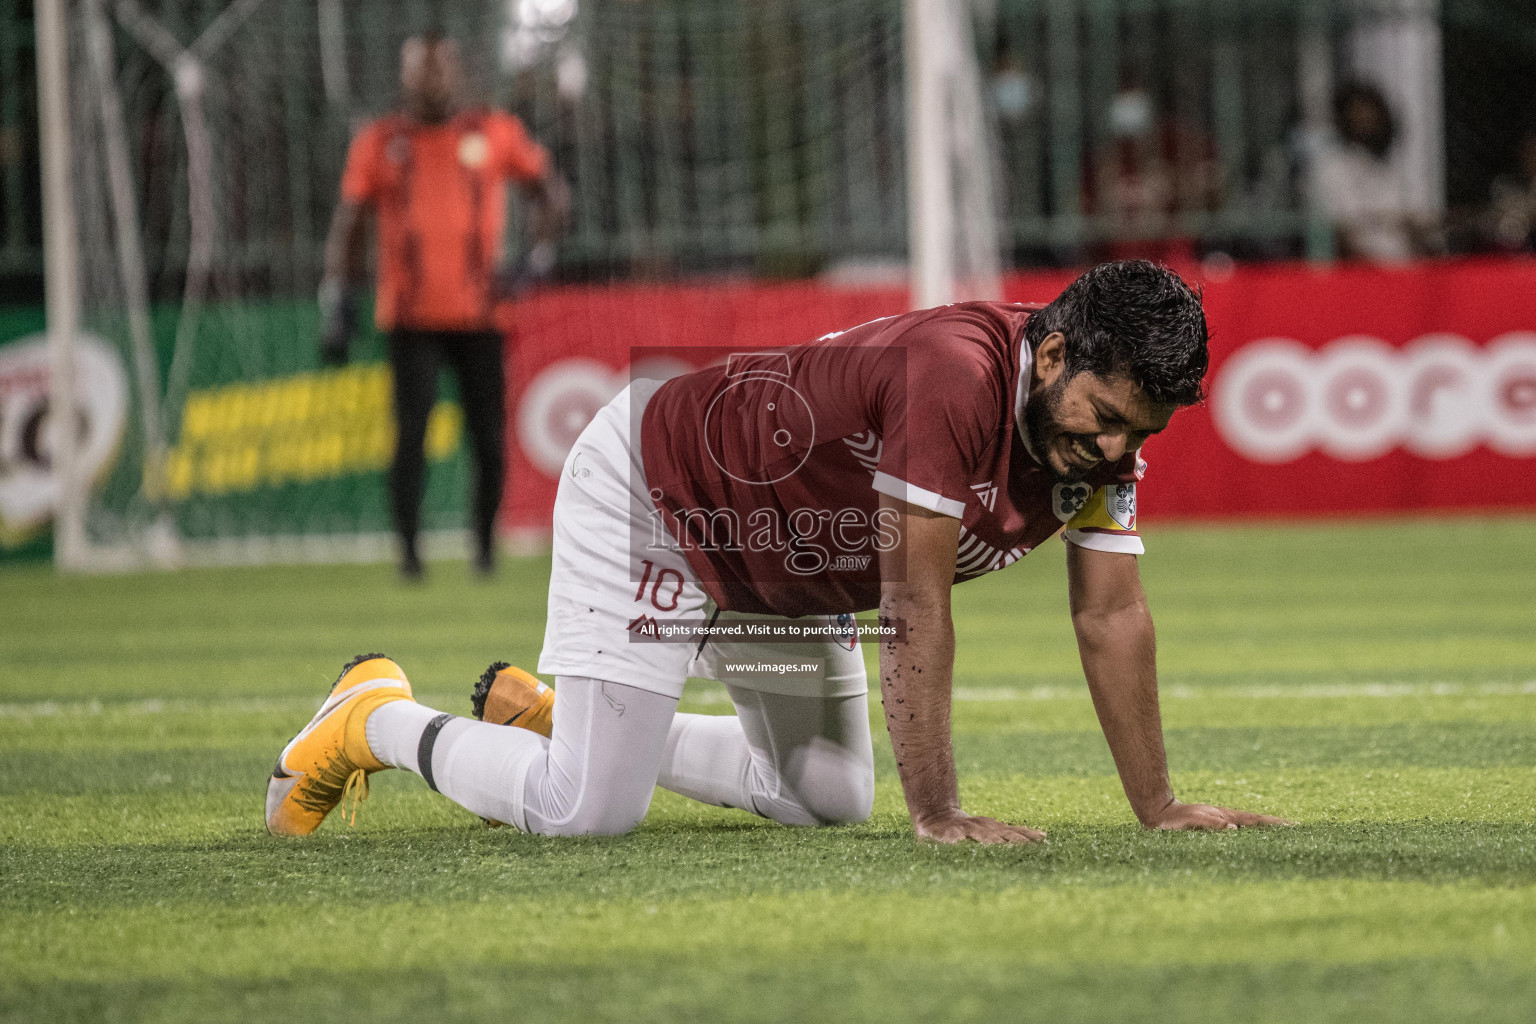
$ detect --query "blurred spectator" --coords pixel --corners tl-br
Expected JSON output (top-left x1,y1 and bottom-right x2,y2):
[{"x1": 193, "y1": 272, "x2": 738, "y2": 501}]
[
  {"x1": 1487, "y1": 128, "x2": 1536, "y2": 252},
  {"x1": 1083, "y1": 81, "x2": 1222, "y2": 264},
  {"x1": 991, "y1": 54, "x2": 1036, "y2": 125},
  {"x1": 1309, "y1": 81, "x2": 1438, "y2": 263},
  {"x1": 320, "y1": 31, "x2": 570, "y2": 581}
]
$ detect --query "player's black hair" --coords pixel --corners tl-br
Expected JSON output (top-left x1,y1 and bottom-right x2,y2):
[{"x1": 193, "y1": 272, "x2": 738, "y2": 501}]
[{"x1": 1024, "y1": 260, "x2": 1209, "y2": 407}]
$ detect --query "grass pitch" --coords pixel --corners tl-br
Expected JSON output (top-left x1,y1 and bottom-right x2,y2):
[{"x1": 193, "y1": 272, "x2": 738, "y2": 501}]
[{"x1": 2, "y1": 517, "x2": 1533, "y2": 1023}]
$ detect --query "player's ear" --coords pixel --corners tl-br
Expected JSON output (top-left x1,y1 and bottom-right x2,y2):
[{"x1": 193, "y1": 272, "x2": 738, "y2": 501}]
[{"x1": 1034, "y1": 332, "x2": 1067, "y2": 387}]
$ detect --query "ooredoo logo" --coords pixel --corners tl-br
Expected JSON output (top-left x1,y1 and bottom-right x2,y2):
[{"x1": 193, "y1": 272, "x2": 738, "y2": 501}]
[
  {"x1": 1213, "y1": 333, "x2": 1536, "y2": 463},
  {"x1": 517, "y1": 356, "x2": 694, "y2": 476}
]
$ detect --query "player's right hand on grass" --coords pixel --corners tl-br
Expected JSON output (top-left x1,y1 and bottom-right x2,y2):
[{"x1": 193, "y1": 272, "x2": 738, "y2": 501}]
[
  {"x1": 1142, "y1": 799, "x2": 1293, "y2": 831},
  {"x1": 318, "y1": 279, "x2": 356, "y2": 367},
  {"x1": 914, "y1": 811, "x2": 1046, "y2": 844}
]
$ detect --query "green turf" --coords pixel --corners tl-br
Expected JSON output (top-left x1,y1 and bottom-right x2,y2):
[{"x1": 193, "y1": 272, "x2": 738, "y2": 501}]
[{"x1": 1, "y1": 516, "x2": 1534, "y2": 1023}]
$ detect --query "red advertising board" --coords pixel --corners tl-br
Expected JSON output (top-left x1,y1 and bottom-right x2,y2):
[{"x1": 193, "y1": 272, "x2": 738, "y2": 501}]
[{"x1": 500, "y1": 258, "x2": 1536, "y2": 536}]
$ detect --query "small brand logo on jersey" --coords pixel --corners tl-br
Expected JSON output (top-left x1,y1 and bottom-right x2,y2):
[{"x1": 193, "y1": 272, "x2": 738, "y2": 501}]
[
  {"x1": 1107, "y1": 484, "x2": 1136, "y2": 529},
  {"x1": 1052, "y1": 483, "x2": 1091, "y2": 522},
  {"x1": 458, "y1": 132, "x2": 489, "y2": 168},
  {"x1": 627, "y1": 614, "x2": 660, "y2": 636},
  {"x1": 970, "y1": 482, "x2": 998, "y2": 511}
]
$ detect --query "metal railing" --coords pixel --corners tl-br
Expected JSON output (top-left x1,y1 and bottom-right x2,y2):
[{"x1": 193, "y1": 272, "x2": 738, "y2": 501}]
[
  {"x1": 0, "y1": 0, "x2": 1528, "y2": 292},
  {"x1": 0, "y1": 0, "x2": 37, "y2": 276}
]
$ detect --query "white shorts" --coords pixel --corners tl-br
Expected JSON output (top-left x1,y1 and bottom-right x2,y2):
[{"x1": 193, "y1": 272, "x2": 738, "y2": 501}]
[{"x1": 537, "y1": 379, "x2": 868, "y2": 701}]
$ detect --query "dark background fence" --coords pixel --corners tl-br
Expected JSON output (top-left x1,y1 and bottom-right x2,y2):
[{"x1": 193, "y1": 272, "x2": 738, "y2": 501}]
[{"x1": 1, "y1": 0, "x2": 1533, "y2": 305}]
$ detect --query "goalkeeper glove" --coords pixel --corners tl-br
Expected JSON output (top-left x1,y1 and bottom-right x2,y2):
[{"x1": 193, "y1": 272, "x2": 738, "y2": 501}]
[{"x1": 318, "y1": 279, "x2": 357, "y2": 367}]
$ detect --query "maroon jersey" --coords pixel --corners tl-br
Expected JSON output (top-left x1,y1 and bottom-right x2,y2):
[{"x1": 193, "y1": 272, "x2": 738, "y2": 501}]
[{"x1": 640, "y1": 302, "x2": 1144, "y2": 618}]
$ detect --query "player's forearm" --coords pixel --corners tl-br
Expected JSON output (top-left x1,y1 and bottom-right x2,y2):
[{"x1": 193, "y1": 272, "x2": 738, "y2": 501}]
[
  {"x1": 322, "y1": 202, "x2": 368, "y2": 285},
  {"x1": 527, "y1": 175, "x2": 571, "y2": 246},
  {"x1": 878, "y1": 589, "x2": 960, "y2": 825},
  {"x1": 1073, "y1": 600, "x2": 1176, "y2": 824}
]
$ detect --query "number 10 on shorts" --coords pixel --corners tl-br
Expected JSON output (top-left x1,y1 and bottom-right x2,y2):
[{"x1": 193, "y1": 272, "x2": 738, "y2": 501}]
[{"x1": 634, "y1": 558, "x2": 685, "y2": 612}]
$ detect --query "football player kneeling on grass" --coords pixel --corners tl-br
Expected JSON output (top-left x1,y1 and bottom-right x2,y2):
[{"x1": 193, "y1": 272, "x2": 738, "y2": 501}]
[{"x1": 266, "y1": 260, "x2": 1291, "y2": 843}]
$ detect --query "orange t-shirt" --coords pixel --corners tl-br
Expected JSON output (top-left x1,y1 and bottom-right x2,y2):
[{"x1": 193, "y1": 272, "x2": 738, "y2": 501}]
[{"x1": 340, "y1": 108, "x2": 549, "y2": 332}]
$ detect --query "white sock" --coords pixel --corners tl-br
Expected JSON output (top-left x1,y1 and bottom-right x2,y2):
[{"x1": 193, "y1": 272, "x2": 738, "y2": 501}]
[
  {"x1": 365, "y1": 700, "x2": 547, "y2": 828},
  {"x1": 365, "y1": 699, "x2": 441, "y2": 772},
  {"x1": 658, "y1": 712, "x2": 754, "y2": 810},
  {"x1": 432, "y1": 718, "x2": 547, "y2": 828}
]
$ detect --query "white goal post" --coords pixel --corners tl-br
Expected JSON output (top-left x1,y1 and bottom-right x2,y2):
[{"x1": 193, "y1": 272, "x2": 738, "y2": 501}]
[
  {"x1": 36, "y1": 0, "x2": 87, "y2": 571},
  {"x1": 905, "y1": 0, "x2": 1002, "y2": 310},
  {"x1": 37, "y1": 0, "x2": 1003, "y2": 572}
]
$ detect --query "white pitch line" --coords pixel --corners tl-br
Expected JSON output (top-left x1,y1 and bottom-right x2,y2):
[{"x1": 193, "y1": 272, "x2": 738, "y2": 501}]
[
  {"x1": 679, "y1": 680, "x2": 1536, "y2": 705},
  {"x1": 953, "y1": 681, "x2": 1536, "y2": 702},
  {"x1": 0, "y1": 696, "x2": 318, "y2": 719},
  {"x1": 1, "y1": 680, "x2": 1534, "y2": 720}
]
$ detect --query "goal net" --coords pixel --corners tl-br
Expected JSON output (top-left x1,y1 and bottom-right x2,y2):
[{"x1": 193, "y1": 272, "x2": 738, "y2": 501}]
[{"x1": 44, "y1": 0, "x2": 1001, "y2": 568}]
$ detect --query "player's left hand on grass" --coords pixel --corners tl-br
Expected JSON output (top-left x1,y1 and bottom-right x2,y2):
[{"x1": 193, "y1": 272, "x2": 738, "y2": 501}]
[{"x1": 1142, "y1": 799, "x2": 1293, "y2": 831}]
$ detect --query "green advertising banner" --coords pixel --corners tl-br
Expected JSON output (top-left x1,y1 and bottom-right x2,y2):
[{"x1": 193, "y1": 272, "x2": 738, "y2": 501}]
[
  {"x1": 0, "y1": 308, "x2": 53, "y2": 562},
  {"x1": 1, "y1": 302, "x2": 472, "y2": 566}
]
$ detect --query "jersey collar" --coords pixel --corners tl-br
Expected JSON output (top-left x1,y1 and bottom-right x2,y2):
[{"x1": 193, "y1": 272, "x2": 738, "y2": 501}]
[{"x1": 1014, "y1": 333, "x2": 1043, "y2": 466}]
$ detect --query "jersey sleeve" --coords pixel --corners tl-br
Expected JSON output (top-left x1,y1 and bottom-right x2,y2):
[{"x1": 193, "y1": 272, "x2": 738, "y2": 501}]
[
  {"x1": 492, "y1": 111, "x2": 550, "y2": 183},
  {"x1": 339, "y1": 122, "x2": 386, "y2": 205},
  {"x1": 1062, "y1": 450, "x2": 1146, "y2": 554},
  {"x1": 870, "y1": 321, "x2": 1007, "y2": 519}
]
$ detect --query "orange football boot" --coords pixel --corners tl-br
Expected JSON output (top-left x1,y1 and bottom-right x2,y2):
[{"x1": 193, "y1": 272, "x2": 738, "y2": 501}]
[
  {"x1": 265, "y1": 653, "x2": 414, "y2": 836},
  {"x1": 471, "y1": 662, "x2": 554, "y2": 737}
]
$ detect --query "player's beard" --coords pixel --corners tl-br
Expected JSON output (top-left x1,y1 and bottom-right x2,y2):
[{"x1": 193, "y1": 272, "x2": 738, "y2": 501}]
[{"x1": 1023, "y1": 374, "x2": 1095, "y2": 483}]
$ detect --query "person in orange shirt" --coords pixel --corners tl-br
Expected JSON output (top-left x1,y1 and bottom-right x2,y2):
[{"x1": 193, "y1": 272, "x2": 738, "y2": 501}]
[{"x1": 320, "y1": 31, "x2": 568, "y2": 580}]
